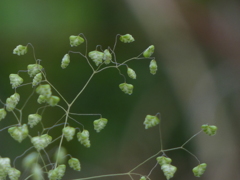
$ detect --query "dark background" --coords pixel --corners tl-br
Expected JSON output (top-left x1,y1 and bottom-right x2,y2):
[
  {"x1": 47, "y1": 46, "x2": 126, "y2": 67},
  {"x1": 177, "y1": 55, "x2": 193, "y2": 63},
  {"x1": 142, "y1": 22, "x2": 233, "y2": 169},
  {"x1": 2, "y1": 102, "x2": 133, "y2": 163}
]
[{"x1": 0, "y1": 1, "x2": 239, "y2": 179}]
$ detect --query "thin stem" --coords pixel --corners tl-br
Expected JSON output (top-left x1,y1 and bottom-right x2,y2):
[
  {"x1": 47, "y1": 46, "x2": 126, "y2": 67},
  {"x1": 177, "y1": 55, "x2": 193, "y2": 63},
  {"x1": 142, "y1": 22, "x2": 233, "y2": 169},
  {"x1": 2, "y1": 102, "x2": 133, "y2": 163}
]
[
  {"x1": 74, "y1": 173, "x2": 128, "y2": 180},
  {"x1": 27, "y1": 43, "x2": 37, "y2": 62},
  {"x1": 13, "y1": 146, "x2": 34, "y2": 167},
  {"x1": 181, "y1": 147, "x2": 201, "y2": 164},
  {"x1": 181, "y1": 130, "x2": 203, "y2": 147}
]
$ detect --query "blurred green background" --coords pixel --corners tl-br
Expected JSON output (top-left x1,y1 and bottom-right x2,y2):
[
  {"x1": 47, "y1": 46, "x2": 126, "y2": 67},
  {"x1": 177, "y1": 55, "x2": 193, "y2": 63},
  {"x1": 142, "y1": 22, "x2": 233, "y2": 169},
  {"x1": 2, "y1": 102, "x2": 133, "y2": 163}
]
[{"x1": 0, "y1": 0, "x2": 240, "y2": 179}]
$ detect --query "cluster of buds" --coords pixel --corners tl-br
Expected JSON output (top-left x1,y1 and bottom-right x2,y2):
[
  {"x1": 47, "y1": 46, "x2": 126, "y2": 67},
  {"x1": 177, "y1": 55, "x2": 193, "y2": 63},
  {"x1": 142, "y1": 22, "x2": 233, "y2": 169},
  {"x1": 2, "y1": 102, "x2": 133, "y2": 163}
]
[
  {"x1": 192, "y1": 163, "x2": 207, "y2": 177},
  {"x1": 6, "y1": 93, "x2": 20, "y2": 111},
  {"x1": 88, "y1": 50, "x2": 104, "y2": 66},
  {"x1": 0, "y1": 108, "x2": 7, "y2": 121},
  {"x1": 28, "y1": 114, "x2": 42, "y2": 128},
  {"x1": 93, "y1": 118, "x2": 108, "y2": 133},
  {"x1": 61, "y1": 54, "x2": 70, "y2": 69},
  {"x1": 32, "y1": 73, "x2": 42, "y2": 87},
  {"x1": 9, "y1": 74, "x2": 23, "y2": 89},
  {"x1": 27, "y1": 64, "x2": 43, "y2": 77},
  {"x1": 36, "y1": 84, "x2": 60, "y2": 106},
  {"x1": 120, "y1": 34, "x2": 135, "y2": 43},
  {"x1": 62, "y1": 126, "x2": 76, "y2": 141},
  {"x1": 127, "y1": 68, "x2": 136, "y2": 79},
  {"x1": 31, "y1": 134, "x2": 52, "y2": 151},
  {"x1": 143, "y1": 45, "x2": 155, "y2": 58},
  {"x1": 119, "y1": 83, "x2": 134, "y2": 95},
  {"x1": 69, "y1": 35, "x2": 84, "y2": 47},
  {"x1": 13, "y1": 45, "x2": 27, "y2": 56},
  {"x1": 8, "y1": 124, "x2": 29, "y2": 143},
  {"x1": 103, "y1": 49, "x2": 112, "y2": 65},
  {"x1": 68, "y1": 158, "x2": 81, "y2": 171},
  {"x1": 149, "y1": 60, "x2": 157, "y2": 75},
  {"x1": 201, "y1": 124, "x2": 217, "y2": 136},
  {"x1": 77, "y1": 130, "x2": 91, "y2": 148},
  {"x1": 143, "y1": 115, "x2": 160, "y2": 129},
  {"x1": 48, "y1": 165, "x2": 66, "y2": 180},
  {"x1": 157, "y1": 156, "x2": 177, "y2": 180},
  {"x1": 0, "y1": 157, "x2": 21, "y2": 180}
]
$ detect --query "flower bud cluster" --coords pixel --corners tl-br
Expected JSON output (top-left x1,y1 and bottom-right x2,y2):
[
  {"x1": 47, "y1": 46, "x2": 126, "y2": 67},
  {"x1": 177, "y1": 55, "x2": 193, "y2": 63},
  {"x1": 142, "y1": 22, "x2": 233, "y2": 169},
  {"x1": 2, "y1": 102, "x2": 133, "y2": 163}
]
[
  {"x1": 88, "y1": 50, "x2": 104, "y2": 66},
  {"x1": 157, "y1": 156, "x2": 177, "y2": 180},
  {"x1": 119, "y1": 83, "x2": 134, "y2": 95},
  {"x1": 32, "y1": 73, "x2": 42, "y2": 87},
  {"x1": 143, "y1": 45, "x2": 155, "y2": 58},
  {"x1": 120, "y1": 34, "x2": 135, "y2": 43},
  {"x1": 9, "y1": 74, "x2": 23, "y2": 89},
  {"x1": 8, "y1": 124, "x2": 28, "y2": 143},
  {"x1": 62, "y1": 126, "x2": 76, "y2": 141},
  {"x1": 31, "y1": 134, "x2": 52, "y2": 151},
  {"x1": 103, "y1": 49, "x2": 112, "y2": 64},
  {"x1": 61, "y1": 54, "x2": 70, "y2": 69},
  {"x1": 28, "y1": 114, "x2": 42, "y2": 128},
  {"x1": 0, "y1": 108, "x2": 7, "y2": 121},
  {"x1": 68, "y1": 158, "x2": 81, "y2": 171},
  {"x1": 27, "y1": 64, "x2": 43, "y2": 77},
  {"x1": 69, "y1": 35, "x2": 84, "y2": 47},
  {"x1": 93, "y1": 118, "x2": 108, "y2": 133},
  {"x1": 201, "y1": 124, "x2": 217, "y2": 136},
  {"x1": 149, "y1": 60, "x2": 157, "y2": 75},
  {"x1": 0, "y1": 157, "x2": 21, "y2": 180},
  {"x1": 127, "y1": 68, "x2": 136, "y2": 79},
  {"x1": 48, "y1": 164, "x2": 66, "y2": 180},
  {"x1": 143, "y1": 115, "x2": 160, "y2": 129},
  {"x1": 36, "y1": 84, "x2": 60, "y2": 106},
  {"x1": 192, "y1": 163, "x2": 207, "y2": 177},
  {"x1": 6, "y1": 93, "x2": 20, "y2": 111},
  {"x1": 77, "y1": 130, "x2": 90, "y2": 148},
  {"x1": 13, "y1": 45, "x2": 27, "y2": 56}
]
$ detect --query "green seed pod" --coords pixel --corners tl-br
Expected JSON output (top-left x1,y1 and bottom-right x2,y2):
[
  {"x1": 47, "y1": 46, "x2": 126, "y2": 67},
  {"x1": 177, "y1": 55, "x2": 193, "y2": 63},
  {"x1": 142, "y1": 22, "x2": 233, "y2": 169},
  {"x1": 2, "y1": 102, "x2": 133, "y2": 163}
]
[
  {"x1": 127, "y1": 68, "x2": 136, "y2": 79},
  {"x1": 143, "y1": 45, "x2": 155, "y2": 58},
  {"x1": 149, "y1": 60, "x2": 157, "y2": 75},
  {"x1": 9, "y1": 74, "x2": 23, "y2": 88},
  {"x1": 61, "y1": 54, "x2": 70, "y2": 69},
  {"x1": 140, "y1": 176, "x2": 146, "y2": 180},
  {"x1": 27, "y1": 64, "x2": 43, "y2": 77},
  {"x1": 6, "y1": 93, "x2": 20, "y2": 111},
  {"x1": 201, "y1": 124, "x2": 217, "y2": 136},
  {"x1": 31, "y1": 134, "x2": 52, "y2": 151},
  {"x1": 13, "y1": 45, "x2": 27, "y2": 56},
  {"x1": 103, "y1": 49, "x2": 112, "y2": 64},
  {"x1": 68, "y1": 158, "x2": 81, "y2": 171},
  {"x1": 28, "y1": 114, "x2": 42, "y2": 128},
  {"x1": 0, "y1": 157, "x2": 11, "y2": 179},
  {"x1": 69, "y1": 35, "x2": 84, "y2": 47},
  {"x1": 62, "y1": 126, "x2": 76, "y2": 141},
  {"x1": 37, "y1": 95, "x2": 47, "y2": 104},
  {"x1": 93, "y1": 118, "x2": 108, "y2": 133},
  {"x1": 88, "y1": 50, "x2": 104, "y2": 66},
  {"x1": 22, "y1": 152, "x2": 39, "y2": 169},
  {"x1": 8, "y1": 124, "x2": 29, "y2": 143},
  {"x1": 119, "y1": 83, "x2": 134, "y2": 95},
  {"x1": 46, "y1": 95, "x2": 60, "y2": 106},
  {"x1": 143, "y1": 115, "x2": 160, "y2": 129},
  {"x1": 53, "y1": 147, "x2": 67, "y2": 164},
  {"x1": 77, "y1": 130, "x2": 91, "y2": 148},
  {"x1": 48, "y1": 164, "x2": 66, "y2": 180},
  {"x1": 8, "y1": 167, "x2": 21, "y2": 180},
  {"x1": 120, "y1": 34, "x2": 135, "y2": 43},
  {"x1": 192, "y1": 163, "x2": 207, "y2": 177},
  {"x1": 0, "y1": 108, "x2": 7, "y2": 121},
  {"x1": 36, "y1": 84, "x2": 52, "y2": 98},
  {"x1": 161, "y1": 164, "x2": 177, "y2": 180},
  {"x1": 156, "y1": 156, "x2": 172, "y2": 166},
  {"x1": 32, "y1": 73, "x2": 42, "y2": 87}
]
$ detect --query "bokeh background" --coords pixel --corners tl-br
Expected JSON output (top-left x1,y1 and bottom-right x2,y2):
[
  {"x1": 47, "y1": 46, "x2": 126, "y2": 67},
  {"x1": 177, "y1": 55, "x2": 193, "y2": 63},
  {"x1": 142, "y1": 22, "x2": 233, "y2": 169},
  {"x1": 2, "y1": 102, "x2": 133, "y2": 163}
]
[{"x1": 0, "y1": 0, "x2": 239, "y2": 179}]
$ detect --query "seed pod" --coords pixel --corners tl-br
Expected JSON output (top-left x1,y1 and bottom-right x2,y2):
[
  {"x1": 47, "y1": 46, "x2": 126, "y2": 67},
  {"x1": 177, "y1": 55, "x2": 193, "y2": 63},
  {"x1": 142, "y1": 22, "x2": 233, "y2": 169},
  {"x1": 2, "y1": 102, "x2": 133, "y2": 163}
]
[
  {"x1": 28, "y1": 114, "x2": 42, "y2": 128},
  {"x1": 103, "y1": 49, "x2": 112, "y2": 65},
  {"x1": 8, "y1": 124, "x2": 29, "y2": 143},
  {"x1": 31, "y1": 134, "x2": 52, "y2": 151},
  {"x1": 77, "y1": 130, "x2": 91, "y2": 148},
  {"x1": 46, "y1": 96, "x2": 60, "y2": 106},
  {"x1": 127, "y1": 68, "x2": 136, "y2": 79},
  {"x1": 143, "y1": 45, "x2": 155, "y2": 58},
  {"x1": 27, "y1": 64, "x2": 43, "y2": 77},
  {"x1": 6, "y1": 93, "x2": 20, "y2": 111},
  {"x1": 161, "y1": 164, "x2": 177, "y2": 180},
  {"x1": 119, "y1": 83, "x2": 134, "y2": 95},
  {"x1": 93, "y1": 118, "x2": 108, "y2": 133},
  {"x1": 156, "y1": 156, "x2": 172, "y2": 166},
  {"x1": 8, "y1": 167, "x2": 21, "y2": 180},
  {"x1": 62, "y1": 126, "x2": 76, "y2": 141},
  {"x1": 32, "y1": 73, "x2": 42, "y2": 87},
  {"x1": 143, "y1": 115, "x2": 160, "y2": 129},
  {"x1": 48, "y1": 164, "x2": 66, "y2": 180},
  {"x1": 120, "y1": 34, "x2": 135, "y2": 43},
  {"x1": 88, "y1": 50, "x2": 104, "y2": 66},
  {"x1": 149, "y1": 60, "x2": 157, "y2": 75},
  {"x1": 69, "y1": 35, "x2": 84, "y2": 47},
  {"x1": 61, "y1": 54, "x2": 70, "y2": 69},
  {"x1": 0, "y1": 108, "x2": 7, "y2": 121},
  {"x1": 9, "y1": 74, "x2": 23, "y2": 88},
  {"x1": 201, "y1": 124, "x2": 217, "y2": 136},
  {"x1": 193, "y1": 163, "x2": 207, "y2": 177},
  {"x1": 37, "y1": 95, "x2": 47, "y2": 104},
  {"x1": 140, "y1": 176, "x2": 146, "y2": 180},
  {"x1": 13, "y1": 45, "x2": 27, "y2": 56},
  {"x1": 68, "y1": 158, "x2": 81, "y2": 171},
  {"x1": 36, "y1": 84, "x2": 52, "y2": 98}
]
